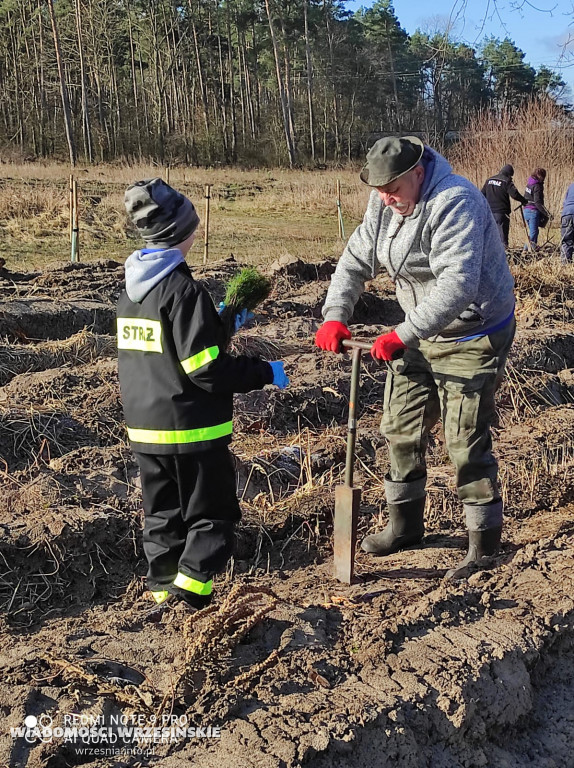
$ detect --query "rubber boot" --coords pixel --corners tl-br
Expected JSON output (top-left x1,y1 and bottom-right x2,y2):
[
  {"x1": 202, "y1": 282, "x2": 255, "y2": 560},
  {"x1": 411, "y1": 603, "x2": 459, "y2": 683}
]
[
  {"x1": 445, "y1": 526, "x2": 502, "y2": 580},
  {"x1": 360, "y1": 498, "x2": 425, "y2": 556}
]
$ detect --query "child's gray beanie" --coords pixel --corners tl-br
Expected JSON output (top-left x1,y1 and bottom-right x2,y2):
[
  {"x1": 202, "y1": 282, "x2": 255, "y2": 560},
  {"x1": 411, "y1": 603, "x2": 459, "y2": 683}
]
[{"x1": 125, "y1": 178, "x2": 200, "y2": 248}]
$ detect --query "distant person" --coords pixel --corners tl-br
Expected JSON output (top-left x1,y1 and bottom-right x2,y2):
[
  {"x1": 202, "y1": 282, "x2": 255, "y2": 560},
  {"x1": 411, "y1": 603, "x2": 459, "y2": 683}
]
[
  {"x1": 523, "y1": 168, "x2": 548, "y2": 247},
  {"x1": 560, "y1": 183, "x2": 574, "y2": 264},
  {"x1": 481, "y1": 164, "x2": 528, "y2": 248},
  {"x1": 116, "y1": 179, "x2": 288, "y2": 612}
]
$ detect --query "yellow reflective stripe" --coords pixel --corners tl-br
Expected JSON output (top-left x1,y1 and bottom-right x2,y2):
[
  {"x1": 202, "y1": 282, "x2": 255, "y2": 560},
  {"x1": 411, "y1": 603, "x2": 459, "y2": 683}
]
[
  {"x1": 181, "y1": 345, "x2": 219, "y2": 374},
  {"x1": 117, "y1": 318, "x2": 163, "y2": 353},
  {"x1": 174, "y1": 573, "x2": 213, "y2": 595},
  {"x1": 151, "y1": 590, "x2": 170, "y2": 604},
  {"x1": 127, "y1": 421, "x2": 232, "y2": 445}
]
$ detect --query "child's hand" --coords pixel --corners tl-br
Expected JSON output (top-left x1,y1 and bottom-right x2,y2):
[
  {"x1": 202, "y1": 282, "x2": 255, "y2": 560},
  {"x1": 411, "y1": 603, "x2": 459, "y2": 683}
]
[
  {"x1": 270, "y1": 361, "x2": 289, "y2": 389},
  {"x1": 217, "y1": 302, "x2": 254, "y2": 332},
  {"x1": 234, "y1": 308, "x2": 255, "y2": 332}
]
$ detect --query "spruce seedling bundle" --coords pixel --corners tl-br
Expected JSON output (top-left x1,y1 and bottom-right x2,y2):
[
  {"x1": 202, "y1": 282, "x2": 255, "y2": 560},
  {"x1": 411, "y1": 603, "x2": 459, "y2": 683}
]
[{"x1": 220, "y1": 267, "x2": 271, "y2": 344}]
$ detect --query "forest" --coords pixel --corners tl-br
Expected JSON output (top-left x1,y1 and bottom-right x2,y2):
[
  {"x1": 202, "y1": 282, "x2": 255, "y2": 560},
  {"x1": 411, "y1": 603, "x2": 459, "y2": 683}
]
[{"x1": 0, "y1": 0, "x2": 569, "y2": 166}]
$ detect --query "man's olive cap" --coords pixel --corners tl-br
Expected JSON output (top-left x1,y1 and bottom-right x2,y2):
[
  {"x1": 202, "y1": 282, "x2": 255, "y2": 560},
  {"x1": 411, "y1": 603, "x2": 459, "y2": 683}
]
[{"x1": 360, "y1": 135, "x2": 424, "y2": 187}]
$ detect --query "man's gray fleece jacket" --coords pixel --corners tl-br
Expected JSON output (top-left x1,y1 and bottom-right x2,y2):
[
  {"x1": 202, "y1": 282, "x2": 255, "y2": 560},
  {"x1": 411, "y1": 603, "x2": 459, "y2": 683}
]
[{"x1": 322, "y1": 148, "x2": 515, "y2": 344}]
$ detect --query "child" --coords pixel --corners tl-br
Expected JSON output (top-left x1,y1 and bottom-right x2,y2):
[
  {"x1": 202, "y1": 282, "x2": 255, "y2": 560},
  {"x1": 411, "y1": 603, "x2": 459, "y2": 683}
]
[{"x1": 117, "y1": 178, "x2": 288, "y2": 610}]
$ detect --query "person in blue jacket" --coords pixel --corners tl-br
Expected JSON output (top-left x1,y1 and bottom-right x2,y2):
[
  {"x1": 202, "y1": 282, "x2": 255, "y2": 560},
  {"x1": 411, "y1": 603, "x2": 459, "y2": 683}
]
[{"x1": 561, "y1": 183, "x2": 574, "y2": 264}]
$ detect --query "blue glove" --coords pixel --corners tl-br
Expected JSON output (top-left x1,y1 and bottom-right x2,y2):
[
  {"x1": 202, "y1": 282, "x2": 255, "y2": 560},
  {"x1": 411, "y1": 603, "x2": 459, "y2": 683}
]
[
  {"x1": 269, "y1": 361, "x2": 289, "y2": 389},
  {"x1": 234, "y1": 307, "x2": 255, "y2": 332},
  {"x1": 217, "y1": 302, "x2": 254, "y2": 331}
]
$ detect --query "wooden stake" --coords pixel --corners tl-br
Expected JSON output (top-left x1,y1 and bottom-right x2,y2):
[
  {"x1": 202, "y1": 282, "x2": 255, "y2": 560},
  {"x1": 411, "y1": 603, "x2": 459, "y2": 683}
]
[
  {"x1": 336, "y1": 179, "x2": 345, "y2": 240},
  {"x1": 165, "y1": 165, "x2": 170, "y2": 185},
  {"x1": 71, "y1": 178, "x2": 80, "y2": 262},
  {"x1": 203, "y1": 184, "x2": 211, "y2": 265}
]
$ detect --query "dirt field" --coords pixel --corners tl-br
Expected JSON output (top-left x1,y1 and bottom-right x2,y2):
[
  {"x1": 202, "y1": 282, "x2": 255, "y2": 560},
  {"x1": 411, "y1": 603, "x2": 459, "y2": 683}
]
[{"x1": 1, "y1": 248, "x2": 574, "y2": 768}]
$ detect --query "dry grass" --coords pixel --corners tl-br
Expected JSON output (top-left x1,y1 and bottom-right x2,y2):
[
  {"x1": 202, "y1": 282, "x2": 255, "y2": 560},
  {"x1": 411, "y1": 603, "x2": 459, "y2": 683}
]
[
  {"x1": 512, "y1": 252, "x2": 574, "y2": 327},
  {"x1": 0, "y1": 165, "x2": 368, "y2": 271},
  {"x1": 0, "y1": 330, "x2": 116, "y2": 387},
  {"x1": 1, "y1": 108, "x2": 572, "y2": 265},
  {"x1": 0, "y1": 163, "x2": 366, "y2": 213},
  {"x1": 453, "y1": 98, "x2": 574, "y2": 249}
]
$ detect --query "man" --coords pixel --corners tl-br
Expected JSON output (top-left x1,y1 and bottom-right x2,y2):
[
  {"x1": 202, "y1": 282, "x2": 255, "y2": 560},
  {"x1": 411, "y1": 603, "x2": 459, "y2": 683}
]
[
  {"x1": 561, "y1": 182, "x2": 574, "y2": 264},
  {"x1": 315, "y1": 136, "x2": 515, "y2": 579},
  {"x1": 481, "y1": 164, "x2": 528, "y2": 248}
]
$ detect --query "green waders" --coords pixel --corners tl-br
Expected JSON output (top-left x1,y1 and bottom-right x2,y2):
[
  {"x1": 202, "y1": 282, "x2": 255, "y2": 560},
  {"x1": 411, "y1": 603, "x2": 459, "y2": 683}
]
[{"x1": 361, "y1": 319, "x2": 515, "y2": 576}]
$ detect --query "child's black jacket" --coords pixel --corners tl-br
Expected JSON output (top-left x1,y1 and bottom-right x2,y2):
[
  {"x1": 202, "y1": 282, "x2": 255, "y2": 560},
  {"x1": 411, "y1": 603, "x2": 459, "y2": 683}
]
[{"x1": 117, "y1": 263, "x2": 273, "y2": 454}]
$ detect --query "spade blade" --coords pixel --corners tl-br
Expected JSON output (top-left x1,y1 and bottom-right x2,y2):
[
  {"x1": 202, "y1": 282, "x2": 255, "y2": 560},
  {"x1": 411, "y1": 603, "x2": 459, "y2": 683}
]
[{"x1": 333, "y1": 484, "x2": 360, "y2": 584}]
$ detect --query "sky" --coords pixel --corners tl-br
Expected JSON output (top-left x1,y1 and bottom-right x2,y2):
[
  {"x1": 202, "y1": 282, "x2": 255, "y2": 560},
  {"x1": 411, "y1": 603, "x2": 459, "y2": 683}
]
[{"x1": 348, "y1": 0, "x2": 574, "y2": 98}]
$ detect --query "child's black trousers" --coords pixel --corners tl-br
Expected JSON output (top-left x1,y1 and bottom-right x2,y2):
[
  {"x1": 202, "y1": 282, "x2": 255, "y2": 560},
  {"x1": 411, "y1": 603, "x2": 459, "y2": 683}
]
[{"x1": 135, "y1": 447, "x2": 241, "y2": 592}]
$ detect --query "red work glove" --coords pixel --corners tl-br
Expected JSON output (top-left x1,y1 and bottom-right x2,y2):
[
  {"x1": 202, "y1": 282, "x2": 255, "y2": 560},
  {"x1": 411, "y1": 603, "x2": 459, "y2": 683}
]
[
  {"x1": 315, "y1": 321, "x2": 352, "y2": 353},
  {"x1": 370, "y1": 330, "x2": 407, "y2": 361}
]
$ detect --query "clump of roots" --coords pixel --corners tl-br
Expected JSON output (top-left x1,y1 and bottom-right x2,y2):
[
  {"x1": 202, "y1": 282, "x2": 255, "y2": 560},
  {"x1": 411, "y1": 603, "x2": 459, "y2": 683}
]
[{"x1": 0, "y1": 329, "x2": 116, "y2": 386}]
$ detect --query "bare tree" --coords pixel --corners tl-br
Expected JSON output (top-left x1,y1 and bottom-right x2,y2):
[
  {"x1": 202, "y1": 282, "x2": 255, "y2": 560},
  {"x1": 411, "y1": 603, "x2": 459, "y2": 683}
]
[
  {"x1": 265, "y1": 0, "x2": 296, "y2": 167},
  {"x1": 46, "y1": 0, "x2": 76, "y2": 166}
]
